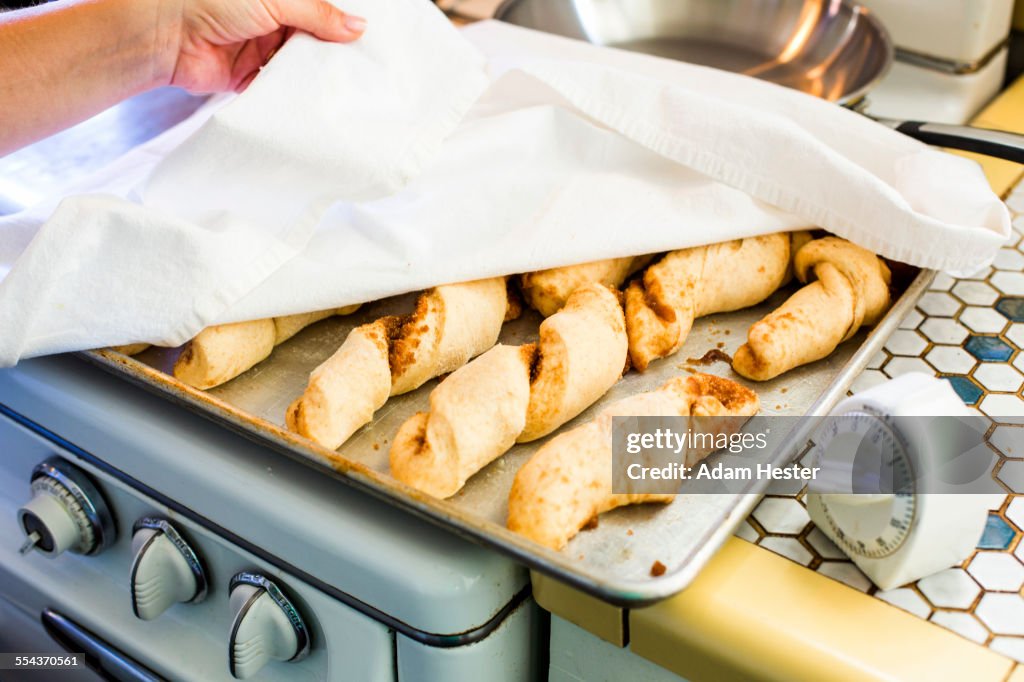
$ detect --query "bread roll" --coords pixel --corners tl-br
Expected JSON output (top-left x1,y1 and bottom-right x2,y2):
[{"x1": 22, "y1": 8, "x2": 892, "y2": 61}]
[
  {"x1": 174, "y1": 319, "x2": 277, "y2": 390},
  {"x1": 109, "y1": 343, "x2": 151, "y2": 356},
  {"x1": 389, "y1": 278, "x2": 513, "y2": 395},
  {"x1": 174, "y1": 306, "x2": 360, "y2": 390},
  {"x1": 733, "y1": 237, "x2": 891, "y2": 381},
  {"x1": 390, "y1": 344, "x2": 534, "y2": 498},
  {"x1": 285, "y1": 319, "x2": 394, "y2": 451},
  {"x1": 520, "y1": 255, "x2": 655, "y2": 317},
  {"x1": 288, "y1": 277, "x2": 515, "y2": 450},
  {"x1": 273, "y1": 304, "x2": 361, "y2": 345},
  {"x1": 520, "y1": 284, "x2": 627, "y2": 441},
  {"x1": 390, "y1": 283, "x2": 627, "y2": 498},
  {"x1": 508, "y1": 373, "x2": 759, "y2": 550},
  {"x1": 625, "y1": 233, "x2": 798, "y2": 372}
]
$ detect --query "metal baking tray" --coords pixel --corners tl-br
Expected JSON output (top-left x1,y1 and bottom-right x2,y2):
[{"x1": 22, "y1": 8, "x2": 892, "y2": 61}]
[{"x1": 80, "y1": 267, "x2": 934, "y2": 605}]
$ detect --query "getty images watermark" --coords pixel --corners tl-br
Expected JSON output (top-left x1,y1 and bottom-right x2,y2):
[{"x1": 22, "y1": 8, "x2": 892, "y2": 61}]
[{"x1": 610, "y1": 415, "x2": 1012, "y2": 496}]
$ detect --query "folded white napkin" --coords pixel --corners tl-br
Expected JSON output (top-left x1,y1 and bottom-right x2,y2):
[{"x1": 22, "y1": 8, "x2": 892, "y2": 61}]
[{"x1": 0, "y1": 8, "x2": 1010, "y2": 365}]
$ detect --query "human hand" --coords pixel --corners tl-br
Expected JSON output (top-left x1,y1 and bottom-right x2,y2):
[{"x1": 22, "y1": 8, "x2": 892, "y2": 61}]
[{"x1": 167, "y1": 0, "x2": 366, "y2": 93}]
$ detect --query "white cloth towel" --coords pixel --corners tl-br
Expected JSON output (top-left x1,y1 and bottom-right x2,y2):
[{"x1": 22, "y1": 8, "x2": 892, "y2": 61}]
[{"x1": 0, "y1": 6, "x2": 1010, "y2": 366}]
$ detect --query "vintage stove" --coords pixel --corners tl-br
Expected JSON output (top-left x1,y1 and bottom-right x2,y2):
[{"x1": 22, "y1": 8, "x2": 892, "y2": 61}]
[{"x1": 0, "y1": 354, "x2": 541, "y2": 680}]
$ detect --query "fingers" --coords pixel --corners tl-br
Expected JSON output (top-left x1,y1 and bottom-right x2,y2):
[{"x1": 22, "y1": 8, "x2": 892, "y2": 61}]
[
  {"x1": 230, "y1": 38, "x2": 266, "y2": 91},
  {"x1": 270, "y1": 0, "x2": 366, "y2": 43},
  {"x1": 232, "y1": 28, "x2": 289, "y2": 93}
]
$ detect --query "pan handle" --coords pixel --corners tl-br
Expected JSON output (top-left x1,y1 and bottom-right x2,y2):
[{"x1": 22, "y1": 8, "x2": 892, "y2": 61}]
[{"x1": 879, "y1": 119, "x2": 1024, "y2": 164}]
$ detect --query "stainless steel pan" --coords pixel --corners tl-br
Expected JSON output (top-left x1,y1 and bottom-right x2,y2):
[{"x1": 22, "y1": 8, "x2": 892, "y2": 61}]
[{"x1": 494, "y1": 0, "x2": 1024, "y2": 163}]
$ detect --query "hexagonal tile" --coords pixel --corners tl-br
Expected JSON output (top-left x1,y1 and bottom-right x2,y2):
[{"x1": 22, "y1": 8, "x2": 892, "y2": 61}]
[
  {"x1": 816, "y1": 561, "x2": 871, "y2": 592},
  {"x1": 850, "y1": 370, "x2": 887, "y2": 395},
  {"x1": 980, "y1": 395, "x2": 1024, "y2": 420},
  {"x1": 997, "y1": 298, "x2": 1024, "y2": 323},
  {"x1": 926, "y1": 346, "x2": 977, "y2": 374},
  {"x1": 917, "y1": 568, "x2": 981, "y2": 609},
  {"x1": 1007, "y1": 497, "x2": 1024, "y2": 530},
  {"x1": 866, "y1": 350, "x2": 887, "y2": 370},
  {"x1": 979, "y1": 494, "x2": 1010, "y2": 512},
  {"x1": 1006, "y1": 190, "x2": 1024, "y2": 213},
  {"x1": 898, "y1": 308, "x2": 924, "y2": 330},
  {"x1": 930, "y1": 611, "x2": 989, "y2": 643},
  {"x1": 990, "y1": 426, "x2": 1024, "y2": 458},
  {"x1": 752, "y1": 497, "x2": 810, "y2": 534},
  {"x1": 994, "y1": 248, "x2": 1024, "y2": 271},
  {"x1": 921, "y1": 318, "x2": 969, "y2": 345},
  {"x1": 973, "y1": 364, "x2": 1024, "y2": 392},
  {"x1": 944, "y1": 376, "x2": 984, "y2": 406},
  {"x1": 978, "y1": 513, "x2": 1017, "y2": 549},
  {"x1": 965, "y1": 336, "x2": 1014, "y2": 362},
  {"x1": 967, "y1": 552, "x2": 1024, "y2": 591},
  {"x1": 998, "y1": 462, "x2": 1024, "y2": 493},
  {"x1": 976, "y1": 593, "x2": 1024, "y2": 635},
  {"x1": 758, "y1": 536, "x2": 813, "y2": 565},
  {"x1": 876, "y1": 588, "x2": 931, "y2": 619},
  {"x1": 929, "y1": 273, "x2": 956, "y2": 292},
  {"x1": 883, "y1": 356, "x2": 934, "y2": 378},
  {"x1": 884, "y1": 330, "x2": 927, "y2": 356},
  {"x1": 989, "y1": 637, "x2": 1024, "y2": 664},
  {"x1": 961, "y1": 308, "x2": 1009, "y2": 334},
  {"x1": 1007, "y1": 210, "x2": 1024, "y2": 232},
  {"x1": 953, "y1": 281, "x2": 1000, "y2": 306},
  {"x1": 1007, "y1": 324, "x2": 1024, "y2": 348},
  {"x1": 806, "y1": 527, "x2": 846, "y2": 560},
  {"x1": 918, "y1": 292, "x2": 962, "y2": 317},
  {"x1": 992, "y1": 272, "x2": 1024, "y2": 296},
  {"x1": 733, "y1": 519, "x2": 760, "y2": 543}
]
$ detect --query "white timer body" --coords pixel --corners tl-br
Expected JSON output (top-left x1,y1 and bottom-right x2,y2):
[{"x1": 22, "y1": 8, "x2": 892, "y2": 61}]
[{"x1": 805, "y1": 373, "x2": 991, "y2": 591}]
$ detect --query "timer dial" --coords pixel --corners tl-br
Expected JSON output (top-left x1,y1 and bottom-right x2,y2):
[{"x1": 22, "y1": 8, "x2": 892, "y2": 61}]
[
  {"x1": 806, "y1": 373, "x2": 990, "y2": 590},
  {"x1": 808, "y1": 410, "x2": 917, "y2": 560},
  {"x1": 18, "y1": 457, "x2": 114, "y2": 558}
]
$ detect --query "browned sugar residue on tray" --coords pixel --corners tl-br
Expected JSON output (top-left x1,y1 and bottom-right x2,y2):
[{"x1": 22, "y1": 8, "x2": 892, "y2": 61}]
[
  {"x1": 650, "y1": 560, "x2": 667, "y2": 577},
  {"x1": 687, "y1": 348, "x2": 733, "y2": 366}
]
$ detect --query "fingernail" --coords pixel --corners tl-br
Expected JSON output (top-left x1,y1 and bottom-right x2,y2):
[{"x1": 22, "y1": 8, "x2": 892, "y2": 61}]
[{"x1": 344, "y1": 15, "x2": 367, "y2": 32}]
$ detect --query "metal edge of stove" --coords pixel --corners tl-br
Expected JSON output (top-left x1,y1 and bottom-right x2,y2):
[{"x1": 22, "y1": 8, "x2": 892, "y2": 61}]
[{"x1": 76, "y1": 268, "x2": 935, "y2": 607}]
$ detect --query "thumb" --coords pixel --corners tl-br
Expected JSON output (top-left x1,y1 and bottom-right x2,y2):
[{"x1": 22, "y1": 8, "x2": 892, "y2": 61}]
[{"x1": 271, "y1": 0, "x2": 367, "y2": 42}]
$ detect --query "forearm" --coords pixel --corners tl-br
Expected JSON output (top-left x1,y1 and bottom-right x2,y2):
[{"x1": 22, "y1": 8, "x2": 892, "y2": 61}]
[{"x1": 0, "y1": 0, "x2": 181, "y2": 155}]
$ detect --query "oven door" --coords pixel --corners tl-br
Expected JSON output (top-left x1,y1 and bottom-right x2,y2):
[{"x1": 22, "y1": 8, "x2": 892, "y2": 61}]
[{"x1": 0, "y1": 599, "x2": 99, "y2": 682}]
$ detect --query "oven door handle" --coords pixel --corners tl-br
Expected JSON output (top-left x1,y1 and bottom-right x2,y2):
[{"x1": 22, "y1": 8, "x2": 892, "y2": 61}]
[{"x1": 41, "y1": 609, "x2": 161, "y2": 682}]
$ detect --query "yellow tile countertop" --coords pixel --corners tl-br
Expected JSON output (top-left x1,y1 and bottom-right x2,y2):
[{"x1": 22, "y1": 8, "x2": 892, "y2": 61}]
[{"x1": 536, "y1": 73, "x2": 1024, "y2": 682}]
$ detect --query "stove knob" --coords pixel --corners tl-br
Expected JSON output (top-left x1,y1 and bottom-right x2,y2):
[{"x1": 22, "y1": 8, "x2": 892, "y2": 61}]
[
  {"x1": 17, "y1": 457, "x2": 114, "y2": 558},
  {"x1": 228, "y1": 572, "x2": 310, "y2": 679},
  {"x1": 130, "y1": 518, "x2": 207, "y2": 620}
]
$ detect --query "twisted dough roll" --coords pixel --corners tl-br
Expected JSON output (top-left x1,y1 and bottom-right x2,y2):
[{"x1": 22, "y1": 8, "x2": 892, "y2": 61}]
[
  {"x1": 520, "y1": 255, "x2": 655, "y2": 317},
  {"x1": 508, "y1": 373, "x2": 760, "y2": 550},
  {"x1": 733, "y1": 237, "x2": 892, "y2": 381},
  {"x1": 625, "y1": 233, "x2": 804, "y2": 372},
  {"x1": 287, "y1": 277, "x2": 516, "y2": 450},
  {"x1": 173, "y1": 306, "x2": 361, "y2": 390},
  {"x1": 390, "y1": 283, "x2": 627, "y2": 499}
]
